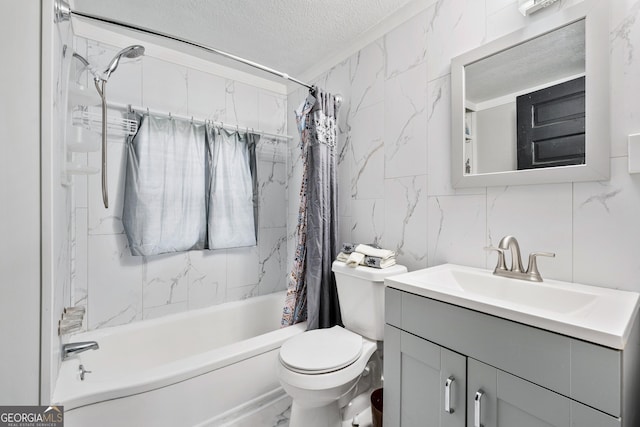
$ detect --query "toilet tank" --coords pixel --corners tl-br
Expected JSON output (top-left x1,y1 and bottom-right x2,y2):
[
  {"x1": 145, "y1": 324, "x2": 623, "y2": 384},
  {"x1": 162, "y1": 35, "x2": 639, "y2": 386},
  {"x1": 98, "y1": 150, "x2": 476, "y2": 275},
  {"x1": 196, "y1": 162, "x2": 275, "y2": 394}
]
[{"x1": 332, "y1": 261, "x2": 407, "y2": 341}]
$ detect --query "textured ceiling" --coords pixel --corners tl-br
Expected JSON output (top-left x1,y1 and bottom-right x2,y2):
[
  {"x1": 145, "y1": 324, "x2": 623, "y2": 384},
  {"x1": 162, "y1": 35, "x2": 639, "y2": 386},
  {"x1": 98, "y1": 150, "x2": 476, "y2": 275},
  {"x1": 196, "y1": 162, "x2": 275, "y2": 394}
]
[
  {"x1": 71, "y1": 0, "x2": 416, "y2": 80},
  {"x1": 465, "y1": 19, "x2": 585, "y2": 105}
]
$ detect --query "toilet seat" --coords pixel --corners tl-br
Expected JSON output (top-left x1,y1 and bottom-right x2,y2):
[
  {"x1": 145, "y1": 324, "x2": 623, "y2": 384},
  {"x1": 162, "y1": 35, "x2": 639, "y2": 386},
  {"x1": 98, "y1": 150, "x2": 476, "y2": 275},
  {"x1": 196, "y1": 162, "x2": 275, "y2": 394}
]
[{"x1": 279, "y1": 326, "x2": 363, "y2": 374}]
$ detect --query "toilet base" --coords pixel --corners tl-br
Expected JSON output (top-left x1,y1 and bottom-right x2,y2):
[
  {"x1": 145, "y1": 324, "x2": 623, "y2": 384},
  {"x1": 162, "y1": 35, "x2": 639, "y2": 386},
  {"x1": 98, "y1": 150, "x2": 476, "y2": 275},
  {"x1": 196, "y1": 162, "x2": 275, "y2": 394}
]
[{"x1": 289, "y1": 400, "x2": 341, "y2": 427}]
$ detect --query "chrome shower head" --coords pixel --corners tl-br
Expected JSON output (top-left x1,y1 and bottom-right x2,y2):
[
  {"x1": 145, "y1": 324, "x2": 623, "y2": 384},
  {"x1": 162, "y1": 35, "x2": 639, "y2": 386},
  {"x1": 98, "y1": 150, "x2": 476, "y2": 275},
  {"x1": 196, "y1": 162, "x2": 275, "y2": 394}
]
[{"x1": 103, "y1": 45, "x2": 145, "y2": 80}]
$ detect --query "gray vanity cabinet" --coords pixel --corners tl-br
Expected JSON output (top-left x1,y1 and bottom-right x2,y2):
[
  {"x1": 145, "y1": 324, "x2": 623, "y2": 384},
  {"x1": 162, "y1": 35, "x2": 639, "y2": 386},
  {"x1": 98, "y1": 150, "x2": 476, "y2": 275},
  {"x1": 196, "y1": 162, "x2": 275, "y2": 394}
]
[
  {"x1": 384, "y1": 325, "x2": 466, "y2": 427},
  {"x1": 384, "y1": 287, "x2": 626, "y2": 427},
  {"x1": 465, "y1": 358, "x2": 619, "y2": 427}
]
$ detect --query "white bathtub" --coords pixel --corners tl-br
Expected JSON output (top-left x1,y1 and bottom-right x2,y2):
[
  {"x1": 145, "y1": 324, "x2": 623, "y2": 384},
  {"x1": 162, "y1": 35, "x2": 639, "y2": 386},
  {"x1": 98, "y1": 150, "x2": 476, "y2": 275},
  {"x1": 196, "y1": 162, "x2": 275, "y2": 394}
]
[{"x1": 52, "y1": 291, "x2": 305, "y2": 426}]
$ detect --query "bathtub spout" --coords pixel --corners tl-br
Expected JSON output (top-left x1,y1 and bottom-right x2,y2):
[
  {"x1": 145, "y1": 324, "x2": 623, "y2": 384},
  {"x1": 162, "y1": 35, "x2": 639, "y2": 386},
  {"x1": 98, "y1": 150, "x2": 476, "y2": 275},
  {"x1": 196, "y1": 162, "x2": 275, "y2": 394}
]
[{"x1": 62, "y1": 341, "x2": 99, "y2": 361}]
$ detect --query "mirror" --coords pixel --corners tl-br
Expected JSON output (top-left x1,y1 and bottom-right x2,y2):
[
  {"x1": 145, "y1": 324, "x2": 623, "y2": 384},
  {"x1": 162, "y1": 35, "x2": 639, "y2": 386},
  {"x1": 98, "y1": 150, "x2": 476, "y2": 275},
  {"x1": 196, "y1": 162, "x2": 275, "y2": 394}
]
[{"x1": 451, "y1": 0, "x2": 609, "y2": 188}]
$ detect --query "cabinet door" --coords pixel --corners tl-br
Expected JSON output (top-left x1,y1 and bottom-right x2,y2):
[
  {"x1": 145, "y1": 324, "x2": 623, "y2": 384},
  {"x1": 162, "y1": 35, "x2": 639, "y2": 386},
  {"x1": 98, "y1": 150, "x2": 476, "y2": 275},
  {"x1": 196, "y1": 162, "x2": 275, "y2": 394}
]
[
  {"x1": 384, "y1": 325, "x2": 466, "y2": 427},
  {"x1": 467, "y1": 358, "x2": 620, "y2": 427}
]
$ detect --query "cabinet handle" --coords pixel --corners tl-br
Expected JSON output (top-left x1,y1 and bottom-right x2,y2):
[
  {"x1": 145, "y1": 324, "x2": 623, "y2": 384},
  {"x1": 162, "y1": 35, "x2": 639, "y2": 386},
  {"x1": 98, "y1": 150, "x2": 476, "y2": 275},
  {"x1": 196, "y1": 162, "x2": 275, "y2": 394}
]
[
  {"x1": 444, "y1": 376, "x2": 455, "y2": 413},
  {"x1": 474, "y1": 390, "x2": 484, "y2": 427}
]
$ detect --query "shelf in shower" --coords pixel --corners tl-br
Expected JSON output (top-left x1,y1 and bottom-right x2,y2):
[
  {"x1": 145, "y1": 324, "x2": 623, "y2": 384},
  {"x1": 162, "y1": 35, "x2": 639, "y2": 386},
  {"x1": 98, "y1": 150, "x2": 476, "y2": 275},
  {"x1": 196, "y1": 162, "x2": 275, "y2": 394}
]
[
  {"x1": 72, "y1": 105, "x2": 138, "y2": 137},
  {"x1": 65, "y1": 163, "x2": 99, "y2": 175}
]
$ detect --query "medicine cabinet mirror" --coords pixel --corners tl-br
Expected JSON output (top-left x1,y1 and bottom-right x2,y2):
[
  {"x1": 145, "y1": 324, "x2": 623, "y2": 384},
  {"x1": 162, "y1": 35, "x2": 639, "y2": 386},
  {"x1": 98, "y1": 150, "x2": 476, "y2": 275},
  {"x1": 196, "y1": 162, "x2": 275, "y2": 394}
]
[{"x1": 451, "y1": 0, "x2": 609, "y2": 188}]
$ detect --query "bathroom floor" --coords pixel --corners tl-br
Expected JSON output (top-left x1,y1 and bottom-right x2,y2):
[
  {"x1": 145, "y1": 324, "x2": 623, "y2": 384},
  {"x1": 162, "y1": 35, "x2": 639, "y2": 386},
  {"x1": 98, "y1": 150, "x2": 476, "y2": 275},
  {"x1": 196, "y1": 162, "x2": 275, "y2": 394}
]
[
  {"x1": 221, "y1": 393, "x2": 374, "y2": 427},
  {"x1": 342, "y1": 409, "x2": 373, "y2": 427}
]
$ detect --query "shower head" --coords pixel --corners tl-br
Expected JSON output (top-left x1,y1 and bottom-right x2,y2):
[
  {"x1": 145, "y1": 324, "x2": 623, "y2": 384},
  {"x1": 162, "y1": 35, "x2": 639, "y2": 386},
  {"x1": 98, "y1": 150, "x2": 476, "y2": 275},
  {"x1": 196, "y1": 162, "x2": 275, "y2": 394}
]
[{"x1": 103, "y1": 45, "x2": 145, "y2": 80}]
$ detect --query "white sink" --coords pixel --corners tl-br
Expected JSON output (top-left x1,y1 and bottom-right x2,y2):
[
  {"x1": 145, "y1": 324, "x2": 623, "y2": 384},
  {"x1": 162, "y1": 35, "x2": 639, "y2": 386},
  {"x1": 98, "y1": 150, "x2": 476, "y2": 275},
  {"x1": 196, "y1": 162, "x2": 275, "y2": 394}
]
[{"x1": 386, "y1": 264, "x2": 640, "y2": 349}]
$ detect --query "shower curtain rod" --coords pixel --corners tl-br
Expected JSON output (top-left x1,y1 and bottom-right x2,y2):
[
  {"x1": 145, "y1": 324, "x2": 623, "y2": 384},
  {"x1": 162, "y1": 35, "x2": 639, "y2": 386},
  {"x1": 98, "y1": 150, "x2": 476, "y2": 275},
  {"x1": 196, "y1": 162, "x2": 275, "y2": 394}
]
[
  {"x1": 108, "y1": 101, "x2": 293, "y2": 141},
  {"x1": 54, "y1": 0, "x2": 314, "y2": 90}
]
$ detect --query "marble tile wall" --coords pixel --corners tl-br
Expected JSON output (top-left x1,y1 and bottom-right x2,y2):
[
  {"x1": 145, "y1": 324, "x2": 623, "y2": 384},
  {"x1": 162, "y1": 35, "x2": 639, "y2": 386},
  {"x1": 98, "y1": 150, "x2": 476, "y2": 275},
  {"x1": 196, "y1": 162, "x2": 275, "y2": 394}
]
[
  {"x1": 45, "y1": 10, "x2": 75, "y2": 402},
  {"x1": 67, "y1": 37, "x2": 289, "y2": 330},
  {"x1": 289, "y1": 0, "x2": 640, "y2": 293}
]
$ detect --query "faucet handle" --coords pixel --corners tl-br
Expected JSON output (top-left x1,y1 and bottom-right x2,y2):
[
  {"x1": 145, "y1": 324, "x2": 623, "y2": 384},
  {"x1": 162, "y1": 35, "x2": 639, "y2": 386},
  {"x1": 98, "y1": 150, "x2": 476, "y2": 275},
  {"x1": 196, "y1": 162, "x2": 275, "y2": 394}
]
[
  {"x1": 526, "y1": 252, "x2": 556, "y2": 282},
  {"x1": 484, "y1": 246, "x2": 507, "y2": 272}
]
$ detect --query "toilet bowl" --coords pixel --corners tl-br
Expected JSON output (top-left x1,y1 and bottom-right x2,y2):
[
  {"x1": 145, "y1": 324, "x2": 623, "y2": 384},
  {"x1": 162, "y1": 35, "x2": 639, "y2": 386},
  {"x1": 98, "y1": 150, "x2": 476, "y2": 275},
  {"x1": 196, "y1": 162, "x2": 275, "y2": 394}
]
[{"x1": 278, "y1": 261, "x2": 407, "y2": 427}]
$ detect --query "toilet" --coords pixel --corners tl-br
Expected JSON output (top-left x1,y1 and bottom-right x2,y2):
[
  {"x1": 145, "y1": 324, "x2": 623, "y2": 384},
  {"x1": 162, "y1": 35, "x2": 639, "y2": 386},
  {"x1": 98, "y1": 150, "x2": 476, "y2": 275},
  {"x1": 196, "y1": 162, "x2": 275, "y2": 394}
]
[{"x1": 277, "y1": 260, "x2": 407, "y2": 427}]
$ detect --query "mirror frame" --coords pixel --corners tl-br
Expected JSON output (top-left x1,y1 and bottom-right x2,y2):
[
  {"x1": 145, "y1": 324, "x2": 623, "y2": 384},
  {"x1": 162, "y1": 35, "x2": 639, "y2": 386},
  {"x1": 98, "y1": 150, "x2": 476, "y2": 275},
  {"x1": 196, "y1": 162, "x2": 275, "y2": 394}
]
[{"x1": 451, "y1": 0, "x2": 609, "y2": 188}]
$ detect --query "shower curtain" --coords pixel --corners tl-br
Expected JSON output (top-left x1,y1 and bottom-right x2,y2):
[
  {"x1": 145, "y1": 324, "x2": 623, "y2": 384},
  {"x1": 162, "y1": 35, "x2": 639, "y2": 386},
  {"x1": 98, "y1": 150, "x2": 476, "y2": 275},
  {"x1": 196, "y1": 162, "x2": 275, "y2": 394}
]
[
  {"x1": 207, "y1": 127, "x2": 258, "y2": 249},
  {"x1": 282, "y1": 89, "x2": 341, "y2": 330},
  {"x1": 123, "y1": 114, "x2": 208, "y2": 256},
  {"x1": 123, "y1": 113, "x2": 258, "y2": 256}
]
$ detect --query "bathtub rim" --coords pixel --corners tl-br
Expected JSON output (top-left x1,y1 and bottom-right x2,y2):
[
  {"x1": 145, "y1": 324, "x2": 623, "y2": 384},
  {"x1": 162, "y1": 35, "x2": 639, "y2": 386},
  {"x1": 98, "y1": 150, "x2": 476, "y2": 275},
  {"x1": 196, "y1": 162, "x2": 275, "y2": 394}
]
[{"x1": 53, "y1": 292, "x2": 305, "y2": 410}]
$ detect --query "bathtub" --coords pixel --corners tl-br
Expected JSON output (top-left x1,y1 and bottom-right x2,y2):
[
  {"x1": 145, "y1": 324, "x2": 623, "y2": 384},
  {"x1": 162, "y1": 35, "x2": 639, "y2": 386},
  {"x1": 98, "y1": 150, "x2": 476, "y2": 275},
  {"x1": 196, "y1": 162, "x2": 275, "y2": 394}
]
[{"x1": 52, "y1": 291, "x2": 305, "y2": 426}]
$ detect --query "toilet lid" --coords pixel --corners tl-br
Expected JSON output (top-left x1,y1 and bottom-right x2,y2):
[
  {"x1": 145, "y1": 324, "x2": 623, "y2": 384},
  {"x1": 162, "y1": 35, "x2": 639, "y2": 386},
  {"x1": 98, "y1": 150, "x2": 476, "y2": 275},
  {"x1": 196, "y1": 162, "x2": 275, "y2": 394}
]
[{"x1": 279, "y1": 326, "x2": 363, "y2": 374}]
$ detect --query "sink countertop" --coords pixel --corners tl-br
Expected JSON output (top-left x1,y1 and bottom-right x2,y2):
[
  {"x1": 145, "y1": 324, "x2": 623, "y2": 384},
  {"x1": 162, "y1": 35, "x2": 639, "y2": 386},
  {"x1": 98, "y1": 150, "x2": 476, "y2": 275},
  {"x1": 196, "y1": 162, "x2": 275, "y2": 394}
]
[{"x1": 385, "y1": 264, "x2": 640, "y2": 350}]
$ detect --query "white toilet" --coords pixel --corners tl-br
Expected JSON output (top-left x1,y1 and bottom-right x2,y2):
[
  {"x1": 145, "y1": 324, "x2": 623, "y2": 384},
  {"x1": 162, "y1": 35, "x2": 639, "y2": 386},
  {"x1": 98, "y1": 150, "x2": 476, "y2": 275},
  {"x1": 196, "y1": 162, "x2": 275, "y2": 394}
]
[{"x1": 277, "y1": 260, "x2": 407, "y2": 427}]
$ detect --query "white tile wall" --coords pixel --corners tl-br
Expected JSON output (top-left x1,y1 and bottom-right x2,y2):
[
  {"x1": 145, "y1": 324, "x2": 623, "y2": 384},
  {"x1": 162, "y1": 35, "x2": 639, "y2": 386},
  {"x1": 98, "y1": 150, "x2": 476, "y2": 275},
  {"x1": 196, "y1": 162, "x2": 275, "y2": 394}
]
[
  {"x1": 68, "y1": 38, "x2": 289, "y2": 330},
  {"x1": 610, "y1": 1, "x2": 640, "y2": 158},
  {"x1": 384, "y1": 11, "x2": 428, "y2": 80},
  {"x1": 142, "y1": 57, "x2": 188, "y2": 115},
  {"x1": 351, "y1": 40, "x2": 385, "y2": 113},
  {"x1": 288, "y1": 0, "x2": 640, "y2": 295},
  {"x1": 187, "y1": 250, "x2": 228, "y2": 308},
  {"x1": 427, "y1": 193, "x2": 486, "y2": 269},
  {"x1": 187, "y1": 68, "x2": 226, "y2": 121},
  {"x1": 574, "y1": 157, "x2": 640, "y2": 291},
  {"x1": 58, "y1": 0, "x2": 640, "y2": 334},
  {"x1": 352, "y1": 199, "x2": 385, "y2": 246},
  {"x1": 257, "y1": 227, "x2": 289, "y2": 296},
  {"x1": 426, "y1": 0, "x2": 486, "y2": 82},
  {"x1": 87, "y1": 234, "x2": 143, "y2": 329},
  {"x1": 350, "y1": 103, "x2": 386, "y2": 200},
  {"x1": 384, "y1": 176, "x2": 429, "y2": 271},
  {"x1": 486, "y1": 184, "x2": 573, "y2": 281},
  {"x1": 384, "y1": 63, "x2": 428, "y2": 179},
  {"x1": 142, "y1": 252, "x2": 190, "y2": 311}
]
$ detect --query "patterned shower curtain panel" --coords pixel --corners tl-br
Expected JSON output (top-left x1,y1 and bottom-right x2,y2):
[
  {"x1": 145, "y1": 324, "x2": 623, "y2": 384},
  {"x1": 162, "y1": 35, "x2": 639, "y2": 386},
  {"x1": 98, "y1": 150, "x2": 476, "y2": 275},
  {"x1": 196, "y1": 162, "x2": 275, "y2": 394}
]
[
  {"x1": 282, "y1": 89, "x2": 341, "y2": 329},
  {"x1": 281, "y1": 129, "x2": 310, "y2": 327}
]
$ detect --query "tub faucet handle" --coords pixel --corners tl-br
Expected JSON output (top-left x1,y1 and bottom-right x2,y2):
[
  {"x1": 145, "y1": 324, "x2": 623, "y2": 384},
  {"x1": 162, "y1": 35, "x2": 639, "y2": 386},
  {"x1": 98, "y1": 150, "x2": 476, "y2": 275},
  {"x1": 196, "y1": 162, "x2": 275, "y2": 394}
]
[{"x1": 79, "y1": 364, "x2": 92, "y2": 381}]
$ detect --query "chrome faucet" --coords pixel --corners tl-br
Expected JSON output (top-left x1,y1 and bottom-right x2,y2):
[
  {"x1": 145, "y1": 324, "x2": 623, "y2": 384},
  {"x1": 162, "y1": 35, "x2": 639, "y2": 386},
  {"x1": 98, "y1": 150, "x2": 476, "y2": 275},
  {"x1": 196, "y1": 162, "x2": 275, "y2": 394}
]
[
  {"x1": 498, "y1": 235, "x2": 524, "y2": 273},
  {"x1": 62, "y1": 341, "x2": 99, "y2": 361},
  {"x1": 485, "y1": 236, "x2": 555, "y2": 282}
]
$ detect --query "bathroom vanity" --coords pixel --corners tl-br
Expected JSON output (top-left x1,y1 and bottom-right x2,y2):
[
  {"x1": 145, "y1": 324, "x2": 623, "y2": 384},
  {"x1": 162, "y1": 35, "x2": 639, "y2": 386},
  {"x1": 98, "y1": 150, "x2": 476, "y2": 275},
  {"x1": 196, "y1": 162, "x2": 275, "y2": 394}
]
[{"x1": 383, "y1": 264, "x2": 640, "y2": 427}]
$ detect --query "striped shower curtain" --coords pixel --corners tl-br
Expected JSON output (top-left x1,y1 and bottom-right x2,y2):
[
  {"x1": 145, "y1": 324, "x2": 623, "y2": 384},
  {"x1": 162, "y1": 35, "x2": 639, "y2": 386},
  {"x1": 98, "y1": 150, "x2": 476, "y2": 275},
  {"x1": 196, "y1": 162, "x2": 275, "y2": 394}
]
[{"x1": 282, "y1": 89, "x2": 341, "y2": 330}]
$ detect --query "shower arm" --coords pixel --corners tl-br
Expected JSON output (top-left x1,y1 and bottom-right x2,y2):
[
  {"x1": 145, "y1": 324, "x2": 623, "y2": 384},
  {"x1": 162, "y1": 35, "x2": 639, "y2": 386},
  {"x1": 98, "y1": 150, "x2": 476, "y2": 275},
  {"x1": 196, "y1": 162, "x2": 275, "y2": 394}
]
[{"x1": 94, "y1": 78, "x2": 109, "y2": 208}]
